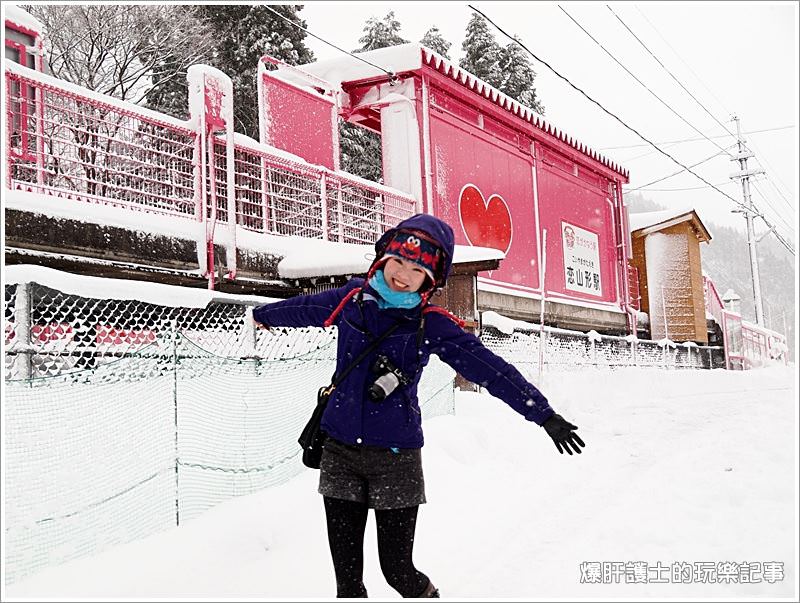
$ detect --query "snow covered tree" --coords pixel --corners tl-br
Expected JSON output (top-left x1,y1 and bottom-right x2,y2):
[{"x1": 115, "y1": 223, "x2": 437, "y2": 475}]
[
  {"x1": 461, "y1": 17, "x2": 543, "y2": 114},
  {"x1": 459, "y1": 14, "x2": 504, "y2": 89},
  {"x1": 498, "y1": 37, "x2": 544, "y2": 114},
  {"x1": 340, "y1": 11, "x2": 409, "y2": 182},
  {"x1": 355, "y1": 11, "x2": 409, "y2": 52},
  {"x1": 28, "y1": 4, "x2": 214, "y2": 104},
  {"x1": 420, "y1": 26, "x2": 452, "y2": 59},
  {"x1": 147, "y1": 5, "x2": 314, "y2": 139}
]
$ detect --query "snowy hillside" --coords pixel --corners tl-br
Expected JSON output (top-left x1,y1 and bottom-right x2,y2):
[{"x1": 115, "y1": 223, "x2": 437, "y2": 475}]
[{"x1": 4, "y1": 366, "x2": 797, "y2": 600}]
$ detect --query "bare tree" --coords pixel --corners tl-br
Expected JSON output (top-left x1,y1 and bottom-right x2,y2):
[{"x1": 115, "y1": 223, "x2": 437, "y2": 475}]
[
  {"x1": 17, "y1": 5, "x2": 214, "y2": 205},
  {"x1": 28, "y1": 4, "x2": 214, "y2": 105}
]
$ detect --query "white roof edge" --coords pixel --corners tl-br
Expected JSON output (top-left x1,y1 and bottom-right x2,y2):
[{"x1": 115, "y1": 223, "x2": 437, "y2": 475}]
[{"x1": 4, "y1": 5, "x2": 45, "y2": 34}]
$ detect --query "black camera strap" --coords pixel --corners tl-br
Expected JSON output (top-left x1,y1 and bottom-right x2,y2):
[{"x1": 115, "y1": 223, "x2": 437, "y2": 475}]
[{"x1": 324, "y1": 322, "x2": 402, "y2": 396}]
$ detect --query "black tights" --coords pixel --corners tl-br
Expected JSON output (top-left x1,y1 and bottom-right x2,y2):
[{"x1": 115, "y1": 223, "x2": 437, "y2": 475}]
[{"x1": 323, "y1": 496, "x2": 430, "y2": 598}]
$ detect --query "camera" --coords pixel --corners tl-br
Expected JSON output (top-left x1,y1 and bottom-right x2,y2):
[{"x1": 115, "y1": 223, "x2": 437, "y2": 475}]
[{"x1": 367, "y1": 354, "x2": 410, "y2": 402}]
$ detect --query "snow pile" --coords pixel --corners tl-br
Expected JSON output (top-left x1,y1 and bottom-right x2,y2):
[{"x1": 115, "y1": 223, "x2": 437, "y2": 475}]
[
  {"x1": 5, "y1": 265, "x2": 277, "y2": 308},
  {"x1": 482, "y1": 310, "x2": 540, "y2": 334},
  {"x1": 4, "y1": 189, "x2": 203, "y2": 241},
  {"x1": 5, "y1": 366, "x2": 795, "y2": 599}
]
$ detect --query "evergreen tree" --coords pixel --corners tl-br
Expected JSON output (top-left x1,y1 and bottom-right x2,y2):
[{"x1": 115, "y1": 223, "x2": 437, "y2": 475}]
[
  {"x1": 498, "y1": 37, "x2": 544, "y2": 114},
  {"x1": 147, "y1": 5, "x2": 314, "y2": 139},
  {"x1": 355, "y1": 11, "x2": 408, "y2": 52},
  {"x1": 340, "y1": 11, "x2": 409, "y2": 182},
  {"x1": 459, "y1": 14, "x2": 504, "y2": 89},
  {"x1": 420, "y1": 26, "x2": 452, "y2": 59}
]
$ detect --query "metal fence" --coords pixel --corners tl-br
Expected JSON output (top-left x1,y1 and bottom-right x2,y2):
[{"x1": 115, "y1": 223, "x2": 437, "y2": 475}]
[
  {"x1": 5, "y1": 61, "x2": 417, "y2": 246},
  {"x1": 480, "y1": 324, "x2": 726, "y2": 374}
]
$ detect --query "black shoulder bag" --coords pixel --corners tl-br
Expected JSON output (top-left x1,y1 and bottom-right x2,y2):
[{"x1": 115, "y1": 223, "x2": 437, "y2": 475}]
[{"x1": 298, "y1": 322, "x2": 401, "y2": 469}]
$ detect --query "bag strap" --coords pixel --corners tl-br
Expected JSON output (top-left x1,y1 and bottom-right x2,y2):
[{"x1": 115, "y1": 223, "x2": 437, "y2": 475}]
[{"x1": 325, "y1": 322, "x2": 402, "y2": 395}]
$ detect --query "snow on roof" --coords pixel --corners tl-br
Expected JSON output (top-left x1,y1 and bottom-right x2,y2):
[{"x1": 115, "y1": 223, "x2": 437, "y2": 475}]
[
  {"x1": 4, "y1": 5, "x2": 45, "y2": 34},
  {"x1": 272, "y1": 233, "x2": 505, "y2": 280},
  {"x1": 4, "y1": 265, "x2": 277, "y2": 308},
  {"x1": 628, "y1": 206, "x2": 711, "y2": 240},
  {"x1": 293, "y1": 44, "x2": 627, "y2": 180},
  {"x1": 628, "y1": 207, "x2": 694, "y2": 231},
  {"x1": 294, "y1": 44, "x2": 423, "y2": 91},
  {"x1": 8, "y1": 189, "x2": 499, "y2": 281}
]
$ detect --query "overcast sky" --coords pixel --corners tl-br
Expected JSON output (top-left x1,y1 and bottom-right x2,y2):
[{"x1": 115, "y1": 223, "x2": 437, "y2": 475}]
[{"x1": 300, "y1": 2, "x2": 798, "y2": 244}]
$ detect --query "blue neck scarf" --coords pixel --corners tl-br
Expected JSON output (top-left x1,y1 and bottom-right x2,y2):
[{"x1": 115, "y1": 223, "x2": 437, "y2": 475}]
[{"x1": 368, "y1": 270, "x2": 421, "y2": 310}]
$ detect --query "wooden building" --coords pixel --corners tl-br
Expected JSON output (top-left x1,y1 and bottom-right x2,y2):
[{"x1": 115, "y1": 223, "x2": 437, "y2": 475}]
[{"x1": 629, "y1": 208, "x2": 712, "y2": 343}]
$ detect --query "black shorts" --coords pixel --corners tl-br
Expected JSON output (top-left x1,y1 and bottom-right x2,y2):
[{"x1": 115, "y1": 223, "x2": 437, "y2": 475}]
[{"x1": 318, "y1": 437, "x2": 426, "y2": 510}]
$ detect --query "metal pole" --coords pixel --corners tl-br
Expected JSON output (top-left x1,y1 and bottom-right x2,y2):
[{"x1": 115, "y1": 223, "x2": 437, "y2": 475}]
[
  {"x1": 730, "y1": 116, "x2": 765, "y2": 325},
  {"x1": 538, "y1": 229, "x2": 547, "y2": 382},
  {"x1": 172, "y1": 318, "x2": 180, "y2": 526},
  {"x1": 15, "y1": 282, "x2": 32, "y2": 380}
]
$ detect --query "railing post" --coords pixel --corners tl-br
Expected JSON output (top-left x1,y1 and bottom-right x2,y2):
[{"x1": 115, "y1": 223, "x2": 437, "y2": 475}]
[
  {"x1": 243, "y1": 307, "x2": 257, "y2": 357},
  {"x1": 187, "y1": 65, "x2": 236, "y2": 288},
  {"x1": 336, "y1": 179, "x2": 344, "y2": 243},
  {"x1": 35, "y1": 78, "x2": 44, "y2": 191},
  {"x1": 261, "y1": 157, "x2": 274, "y2": 234},
  {"x1": 15, "y1": 282, "x2": 33, "y2": 380},
  {"x1": 320, "y1": 171, "x2": 329, "y2": 241}
]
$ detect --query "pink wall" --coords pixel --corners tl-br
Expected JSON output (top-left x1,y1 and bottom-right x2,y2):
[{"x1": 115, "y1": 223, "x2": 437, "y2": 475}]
[
  {"x1": 259, "y1": 72, "x2": 338, "y2": 170},
  {"x1": 536, "y1": 149, "x2": 618, "y2": 304},
  {"x1": 428, "y1": 107, "x2": 540, "y2": 291},
  {"x1": 423, "y1": 76, "x2": 622, "y2": 304}
]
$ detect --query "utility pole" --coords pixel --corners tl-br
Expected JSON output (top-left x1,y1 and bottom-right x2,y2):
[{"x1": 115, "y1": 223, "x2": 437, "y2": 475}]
[{"x1": 729, "y1": 116, "x2": 766, "y2": 326}]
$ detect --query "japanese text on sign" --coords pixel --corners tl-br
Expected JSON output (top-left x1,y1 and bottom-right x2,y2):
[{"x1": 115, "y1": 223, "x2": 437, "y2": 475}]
[{"x1": 562, "y1": 222, "x2": 602, "y2": 297}]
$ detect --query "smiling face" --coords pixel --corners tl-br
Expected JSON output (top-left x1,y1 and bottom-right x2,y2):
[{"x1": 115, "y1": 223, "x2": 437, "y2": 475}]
[{"x1": 382, "y1": 256, "x2": 428, "y2": 293}]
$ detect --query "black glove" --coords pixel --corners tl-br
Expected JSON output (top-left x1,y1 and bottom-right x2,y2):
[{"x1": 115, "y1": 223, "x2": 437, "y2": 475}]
[{"x1": 542, "y1": 414, "x2": 585, "y2": 455}]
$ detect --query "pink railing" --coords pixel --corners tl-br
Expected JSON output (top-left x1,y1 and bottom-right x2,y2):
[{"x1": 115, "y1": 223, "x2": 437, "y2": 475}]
[
  {"x1": 213, "y1": 136, "x2": 415, "y2": 244},
  {"x1": 6, "y1": 62, "x2": 199, "y2": 218},
  {"x1": 5, "y1": 61, "x2": 416, "y2": 246},
  {"x1": 707, "y1": 274, "x2": 788, "y2": 369},
  {"x1": 703, "y1": 275, "x2": 725, "y2": 327},
  {"x1": 627, "y1": 264, "x2": 641, "y2": 311}
]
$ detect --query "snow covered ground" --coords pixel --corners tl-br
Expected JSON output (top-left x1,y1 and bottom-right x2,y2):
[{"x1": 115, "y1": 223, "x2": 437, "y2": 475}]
[{"x1": 4, "y1": 366, "x2": 797, "y2": 600}]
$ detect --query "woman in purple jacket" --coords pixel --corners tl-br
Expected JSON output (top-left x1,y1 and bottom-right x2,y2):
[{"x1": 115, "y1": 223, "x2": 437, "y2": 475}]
[{"x1": 253, "y1": 214, "x2": 584, "y2": 598}]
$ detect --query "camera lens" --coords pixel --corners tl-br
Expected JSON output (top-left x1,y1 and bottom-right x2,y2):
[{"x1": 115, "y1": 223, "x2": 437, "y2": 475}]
[{"x1": 368, "y1": 372, "x2": 400, "y2": 402}]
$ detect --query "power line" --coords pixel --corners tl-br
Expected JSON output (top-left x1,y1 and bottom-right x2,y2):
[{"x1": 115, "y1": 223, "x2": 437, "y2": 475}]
[
  {"x1": 624, "y1": 146, "x2": 736, "y2": 190},
  {"x1": 261, "y1": 5, "x2": 397, "y2": 81},
  {"x1": 466, "y1": 6, "x2": 756, "y2": 209},
  {"x1": 632, "y1": 4, "x2": 796, "y2": 251},
  {"x1": 634, "y1": 5, "x2": 736, "y2": 121},
  {"x1": 622, "y1": 140, "x2": 684, "y2": 163},
  {"x1": 749, "y1": 179, "x2": 796, "y2": 236},
  {"x1": 466, "y1": 4, "x2": 794, "y2": 256},
  {"x1": 608, "y1": 4, "x2": 796, "y2": 241},
  {"x1": 742, "y1": 142, "x2": 795, "y2": 213},
  {"x1": 557, "y1": 5, "x2": 734, "y2": 159},
  {"x1": 635, "y1": 181, "x2": 734, "y2": 192},
  {"x1": 598, "y1": 125, "x2": 794, "y2": 150},
  {"x1": 607, "y1": 5, "x2": 738, "y2": 142}
]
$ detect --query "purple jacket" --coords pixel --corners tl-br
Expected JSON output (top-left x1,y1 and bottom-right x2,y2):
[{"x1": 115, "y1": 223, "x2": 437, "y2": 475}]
[{"x1": 253, "y1": 215, "x2": 554, "y2": 448}]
